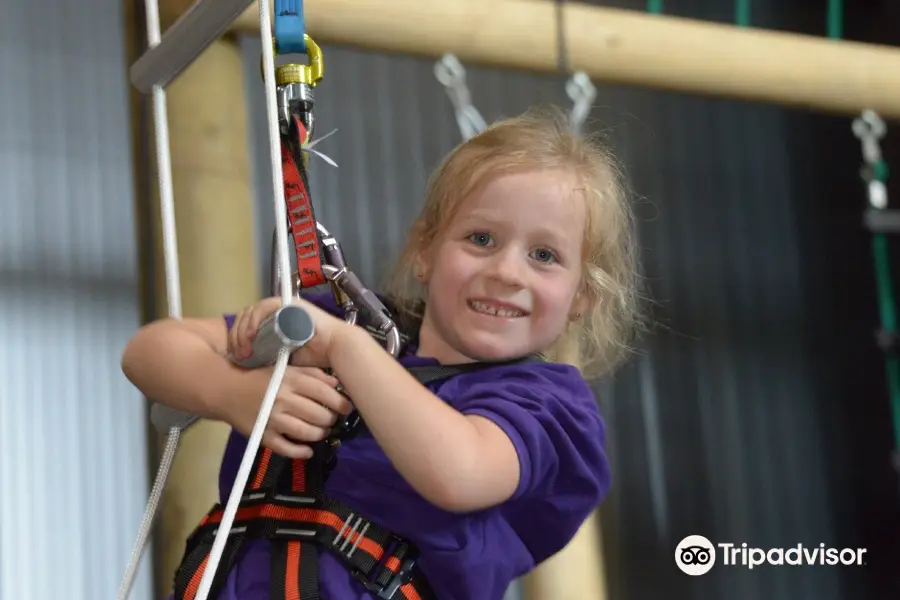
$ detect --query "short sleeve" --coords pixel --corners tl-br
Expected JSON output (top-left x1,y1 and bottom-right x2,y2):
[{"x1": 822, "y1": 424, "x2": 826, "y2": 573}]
[{"x1": 453, "y1": 363, "x2": 611, "y2": 561}]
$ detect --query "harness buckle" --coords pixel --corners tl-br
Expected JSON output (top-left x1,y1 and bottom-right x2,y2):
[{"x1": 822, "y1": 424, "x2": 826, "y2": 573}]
[
  {"x1": 330, "y1": 410, "x2": 364, "y2": 441},
  {"x1": 350, "y1": 553, "x2": 417, "y2": 599}
]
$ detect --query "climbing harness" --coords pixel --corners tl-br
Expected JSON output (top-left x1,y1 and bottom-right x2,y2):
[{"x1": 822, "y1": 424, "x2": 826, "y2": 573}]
[{"x1": 174, "y1": 447, "x2": 435, "y2": 600}]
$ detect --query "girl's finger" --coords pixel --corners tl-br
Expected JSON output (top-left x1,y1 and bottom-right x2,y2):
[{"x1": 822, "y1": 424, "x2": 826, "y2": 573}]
[
  {"x1": 264, "y1": 432, "x2": 313, "y2": 460},
  {"x1": 242, "y1": 298, "x2": 281, "y2": 359},
  {"x1": 233, "y1": 307, "x2": 254, "y2": 359},
  {"x1": 287, "y1": 366, "x2": 339, "y2": 388},
  {"x1": 287, "y1": 370, "x2": 353, "y2": 415},
  {"x1": 272, "y1": 412, "x2": 330, "y2": 443},
  {"x1": 228, "y1": 307, "x2": 246, "y2": 356},
  {"x1": 281, "y1": 392, "x2": 339, "y2": 428}
]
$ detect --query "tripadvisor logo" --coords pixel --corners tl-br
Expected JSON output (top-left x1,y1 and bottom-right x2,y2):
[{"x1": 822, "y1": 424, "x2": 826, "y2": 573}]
[{"x1": 675, "y1": 535, "x2": 867, "y2": 576}]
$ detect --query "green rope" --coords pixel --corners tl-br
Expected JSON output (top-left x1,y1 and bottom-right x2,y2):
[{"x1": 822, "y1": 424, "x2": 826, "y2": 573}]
[
  {"x1": 871, "y1": 209, "x2": 900, "y2": 458},
  {"x1": 735, "y1": 0, "x2": 751, "y2": 28},
  {"x1": 646, "y1": 0, "x2": 663, "y2": 15},
  {"x1": 827, "y1": 0, "x2": 843, "y2": 39},
  {"x1": 830, "y1": 0, "x2": 900, "y2": 463}
]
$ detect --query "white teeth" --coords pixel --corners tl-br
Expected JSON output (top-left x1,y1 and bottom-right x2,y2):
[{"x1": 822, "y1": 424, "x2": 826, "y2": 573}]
[{"x1": 469, "y1": 300, "x2": 525, "y2": 318}]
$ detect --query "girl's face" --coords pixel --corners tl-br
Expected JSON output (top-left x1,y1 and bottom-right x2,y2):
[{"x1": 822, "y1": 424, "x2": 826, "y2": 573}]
[{"x1": 416, "y1": 168, "x2": 588, "y2": 364}]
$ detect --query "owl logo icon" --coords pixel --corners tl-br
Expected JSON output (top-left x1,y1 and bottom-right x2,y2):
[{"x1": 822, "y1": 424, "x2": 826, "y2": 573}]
[{"x1": 675, "y1": 535, "x2": 716, "y2": 575}]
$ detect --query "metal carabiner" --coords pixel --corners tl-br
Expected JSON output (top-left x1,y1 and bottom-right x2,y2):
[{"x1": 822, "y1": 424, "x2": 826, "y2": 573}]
[
  {"x1": 566, "y1": 71, "x2": 596, "y2": 135},
  {"x1": 853, "y1": 109, "x2": 886, "y2": 165},
  {"x1": 261, "y1": 34, "x2": 324, "y2": 137},
  {"x1": 321, "y1": 263, "x2": 402, "y2": 358},
  {"x1": 316, "y1": 222, "x2": 358, "y2": 326},
  {"x1": 260, "y1": 33, "x2": 324, "y2": 86},
  {"x1": 272, "y1": 220, "x2": 401, "y2": 357},
  {"x1": 853, "y1": 109, "x2": 889, "y2": 209}
]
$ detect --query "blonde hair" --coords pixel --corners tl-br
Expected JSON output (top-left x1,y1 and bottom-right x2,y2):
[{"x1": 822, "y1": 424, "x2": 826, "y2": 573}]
[{"x1": 387, "y1": 106, "x2": 641, "y2": 380}]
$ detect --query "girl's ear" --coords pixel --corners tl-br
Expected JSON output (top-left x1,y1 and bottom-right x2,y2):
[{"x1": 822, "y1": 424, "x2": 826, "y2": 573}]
[
  {"x1": 414, "y1": 251, "x2": 431, "y2": 284},
  {"x1": 570, "y1": 289, "x2": 591, "y2": 321}
]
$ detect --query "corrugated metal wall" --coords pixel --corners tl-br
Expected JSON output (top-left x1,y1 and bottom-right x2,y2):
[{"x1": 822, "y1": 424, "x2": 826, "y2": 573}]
[
  {"x1": 0, "y1": 2, "x2": 152, "y2": 600},
  {"x1": 238, "y1": 1, "x2": 900, "y2": 599}
]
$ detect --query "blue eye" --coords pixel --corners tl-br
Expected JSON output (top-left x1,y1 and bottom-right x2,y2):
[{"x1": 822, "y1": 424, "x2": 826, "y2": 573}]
[
  {"x1": 468, "y1": 232, "x2": 493, "y2": 247},
  {"x1": 530, "y1": 248, "x2": 557, "y2": 263}
]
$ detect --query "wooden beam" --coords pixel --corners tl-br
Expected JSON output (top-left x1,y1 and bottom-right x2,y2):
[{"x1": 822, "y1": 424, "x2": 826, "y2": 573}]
[{"x1": 206, "y1": 0, "x2": 900, "y2": 120}]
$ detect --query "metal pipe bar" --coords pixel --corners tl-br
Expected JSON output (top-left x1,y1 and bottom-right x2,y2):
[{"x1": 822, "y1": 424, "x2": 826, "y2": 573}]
[{"x1": 131, "y1": 0, "x2": 255, "y2": 93}]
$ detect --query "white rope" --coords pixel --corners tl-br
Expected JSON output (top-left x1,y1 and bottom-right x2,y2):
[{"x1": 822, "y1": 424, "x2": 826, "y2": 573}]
[
  {"x1": 192, "y1": 0, "x2": 294, "y2": 597},
  {"x1": 116, "y1": 428, "x2": 180, "y2": 600},
  {"x1": 434, "y1": 54, "x2": 486, "y2": 142},
  {"x1": 116, "y1": 0, "x2": 183, "y2": 595},
  {"x1": 565, "y1": 71, "x2": 595, "y2": 136}
]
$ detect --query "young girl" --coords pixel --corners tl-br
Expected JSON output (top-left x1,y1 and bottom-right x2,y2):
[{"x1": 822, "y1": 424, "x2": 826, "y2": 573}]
[{"x1": 122, "y1": 106, "x2": 639, "y2": 600}]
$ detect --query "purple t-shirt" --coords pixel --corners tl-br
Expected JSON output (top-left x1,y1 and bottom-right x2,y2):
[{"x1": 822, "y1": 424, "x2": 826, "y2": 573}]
[{"x1": 208, "y1": 291, "x2": 610, "y2": 600}]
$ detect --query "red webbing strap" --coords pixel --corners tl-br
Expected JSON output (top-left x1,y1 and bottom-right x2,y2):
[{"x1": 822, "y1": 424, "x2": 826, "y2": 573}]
[{"x1": 281, "y1": 116, "x2": 326, "y2": 289}]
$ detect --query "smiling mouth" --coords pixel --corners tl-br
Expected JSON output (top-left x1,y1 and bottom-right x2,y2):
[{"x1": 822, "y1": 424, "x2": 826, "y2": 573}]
[{"x1": 467, "y1": 299, "x2": 529, "y2": 318}]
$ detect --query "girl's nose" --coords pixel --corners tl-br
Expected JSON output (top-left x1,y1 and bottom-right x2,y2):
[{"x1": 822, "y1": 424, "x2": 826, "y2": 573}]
[{"x1": 487, "y1": 249, "x2": 527, "y2": 287}]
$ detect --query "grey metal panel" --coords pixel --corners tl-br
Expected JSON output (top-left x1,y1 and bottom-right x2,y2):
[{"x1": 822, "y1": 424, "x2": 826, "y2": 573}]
[{"x1": 0, "y1": 2, "x2": 151, "y2": 599}]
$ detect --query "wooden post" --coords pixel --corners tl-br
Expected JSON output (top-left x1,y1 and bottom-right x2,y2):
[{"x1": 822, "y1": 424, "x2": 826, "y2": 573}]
[
  {"x1": 211, "y1": 0, "x2": 900, "y2": 120},
  {"x1": 129, "y1": 2, "x2": 261, "y2": 593},
  {"x1": 522, "y1": 511, "x2": 608, "y2": 600}
]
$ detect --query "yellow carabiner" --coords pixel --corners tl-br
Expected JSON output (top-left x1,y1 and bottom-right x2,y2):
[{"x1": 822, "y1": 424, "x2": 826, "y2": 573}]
[{"x1": 260, "y1": 34, "x2": 324, "y2": 87}]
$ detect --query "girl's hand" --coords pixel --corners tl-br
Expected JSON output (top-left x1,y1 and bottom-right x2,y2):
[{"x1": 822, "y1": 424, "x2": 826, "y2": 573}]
[
  {"x1": 226, "y1": 296, "x2": 355, "y2": 458},
  {"x1": 229, "y1": 295, "x2": 351, "y2": 369},
  {"x1": 229, "y1": 364, "x2": 353, "y2": 459},
  {"x1": 229, "y1": 296, "x2": 283, "y2": 362}
]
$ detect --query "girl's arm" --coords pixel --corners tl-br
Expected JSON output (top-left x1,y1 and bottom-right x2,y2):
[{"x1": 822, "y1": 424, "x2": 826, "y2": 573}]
[
  {"x1": 122, "y1": 316, "x2": 351, "y2": 458},
  {"x1": 121, "y1": 317, "x2": 253, "y2": 422},
  {"x1": 326, "y1": 324, "x2": 522, "y2": 513}
]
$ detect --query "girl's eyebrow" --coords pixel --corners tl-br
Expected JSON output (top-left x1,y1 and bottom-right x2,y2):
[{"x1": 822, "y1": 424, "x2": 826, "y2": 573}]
[
  {"x1": 452, "y1": 211, "x2": 503, "y2": 228},
  {"x1": 531, "y1": 224, "x2": 569, "y2": 244}
]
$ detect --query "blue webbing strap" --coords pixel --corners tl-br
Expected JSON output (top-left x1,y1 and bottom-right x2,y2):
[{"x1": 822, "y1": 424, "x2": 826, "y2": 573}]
[{"x1": 274, "y1": 0, "x2": 307, "y2": 54}]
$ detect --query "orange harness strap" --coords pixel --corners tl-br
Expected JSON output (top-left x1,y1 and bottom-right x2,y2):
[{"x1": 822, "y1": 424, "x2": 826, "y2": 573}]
[{"x1": 172, "y1": 445, "x2": 436, "y2": 600}]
